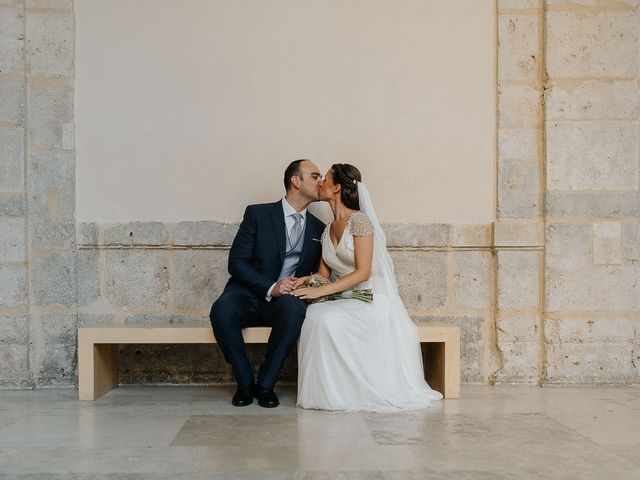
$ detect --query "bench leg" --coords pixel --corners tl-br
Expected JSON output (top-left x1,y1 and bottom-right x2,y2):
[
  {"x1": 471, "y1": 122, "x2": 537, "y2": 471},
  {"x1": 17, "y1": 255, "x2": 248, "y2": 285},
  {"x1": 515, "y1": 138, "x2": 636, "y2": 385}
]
[
  {"x1": 78, "y1": 341, "x2": 119, "y2": 401},
  {"x1": 444, "y1": 335, "x2": 460, "y2": 399},
  {"x1": 422, "y1": 339, "x2": 460, "y2": 399},
  {"x1": 423, "y1": 342, "x2": 445, "y2": 396}
]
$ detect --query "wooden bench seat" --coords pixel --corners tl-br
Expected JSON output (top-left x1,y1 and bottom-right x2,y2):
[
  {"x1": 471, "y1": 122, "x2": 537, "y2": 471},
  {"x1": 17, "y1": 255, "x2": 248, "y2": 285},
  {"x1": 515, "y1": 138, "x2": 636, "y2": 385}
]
[{"x1": 78, "y1": 324, "x2": 460, "y2": 401}]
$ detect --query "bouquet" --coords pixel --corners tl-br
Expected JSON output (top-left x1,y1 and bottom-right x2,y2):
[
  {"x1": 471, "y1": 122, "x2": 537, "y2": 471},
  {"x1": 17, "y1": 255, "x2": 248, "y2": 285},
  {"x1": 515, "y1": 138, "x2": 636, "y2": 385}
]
[{"x1": 305, "y1": 276, "x2": 373, "y2": 304}]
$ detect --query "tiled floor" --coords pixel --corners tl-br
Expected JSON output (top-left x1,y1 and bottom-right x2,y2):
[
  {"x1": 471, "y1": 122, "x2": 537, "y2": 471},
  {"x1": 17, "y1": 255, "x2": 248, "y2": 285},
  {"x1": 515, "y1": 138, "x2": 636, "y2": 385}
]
[{"x1": 0, "y1": 385, "x2": 638, "y2": 479}]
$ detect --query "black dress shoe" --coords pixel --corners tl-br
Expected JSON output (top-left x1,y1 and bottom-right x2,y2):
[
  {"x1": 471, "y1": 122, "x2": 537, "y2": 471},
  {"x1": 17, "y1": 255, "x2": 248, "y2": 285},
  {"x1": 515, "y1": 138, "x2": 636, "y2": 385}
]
[
  {"x1": 254, "y1": 386, "x2": 279, "y2": 408},
  {"x1": 232, "y1": 385, "x2": 254, "y2": 407}
]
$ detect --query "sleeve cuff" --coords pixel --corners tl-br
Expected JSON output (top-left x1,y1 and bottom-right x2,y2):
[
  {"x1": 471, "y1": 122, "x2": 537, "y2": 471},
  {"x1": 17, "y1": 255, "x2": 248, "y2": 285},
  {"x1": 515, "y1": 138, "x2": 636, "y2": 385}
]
[{"x1": 265, "y1": 282, "x2": 277, "y2": 302}]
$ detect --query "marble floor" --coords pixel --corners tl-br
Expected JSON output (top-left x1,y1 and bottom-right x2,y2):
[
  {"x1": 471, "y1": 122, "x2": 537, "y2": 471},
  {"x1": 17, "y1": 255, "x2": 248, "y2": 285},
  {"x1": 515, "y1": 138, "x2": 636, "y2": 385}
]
[{"x1": 0, "y1": 385, "x2": 638, "y2": 479}]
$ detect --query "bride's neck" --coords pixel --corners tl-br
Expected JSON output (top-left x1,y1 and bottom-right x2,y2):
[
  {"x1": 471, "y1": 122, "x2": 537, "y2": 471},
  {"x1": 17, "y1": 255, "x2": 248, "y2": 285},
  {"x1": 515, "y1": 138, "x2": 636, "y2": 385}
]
[{"x1": 329, "y1": 198, "x2": 353, "y2": 222}]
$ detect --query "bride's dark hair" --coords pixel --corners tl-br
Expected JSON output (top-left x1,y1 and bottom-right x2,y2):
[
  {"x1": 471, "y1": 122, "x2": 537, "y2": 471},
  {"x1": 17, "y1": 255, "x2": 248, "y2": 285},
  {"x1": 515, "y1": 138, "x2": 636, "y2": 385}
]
[{"x1": 331, "y1": 163, "x2": 362, "y2": 210}]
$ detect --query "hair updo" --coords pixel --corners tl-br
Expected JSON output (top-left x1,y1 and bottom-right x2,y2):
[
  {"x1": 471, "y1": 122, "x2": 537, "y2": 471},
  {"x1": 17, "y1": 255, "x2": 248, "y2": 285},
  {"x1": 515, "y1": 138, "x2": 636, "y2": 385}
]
[{"x1": 331, "y1": 163, "x2": 362, "y2": 210}]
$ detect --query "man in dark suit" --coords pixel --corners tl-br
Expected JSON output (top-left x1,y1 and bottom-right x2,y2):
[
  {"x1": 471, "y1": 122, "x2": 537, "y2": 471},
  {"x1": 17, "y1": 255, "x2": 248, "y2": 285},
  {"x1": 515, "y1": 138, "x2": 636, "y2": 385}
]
[{"x1": 210, "y1": 159, "x2": 326, "y2": 408}]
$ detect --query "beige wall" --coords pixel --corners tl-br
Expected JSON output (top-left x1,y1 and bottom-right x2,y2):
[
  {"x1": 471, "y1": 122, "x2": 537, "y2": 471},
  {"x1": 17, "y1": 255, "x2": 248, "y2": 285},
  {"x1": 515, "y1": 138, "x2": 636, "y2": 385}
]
[{"x1": 75, "y1": 0, "x2": 496, "y2": 223}]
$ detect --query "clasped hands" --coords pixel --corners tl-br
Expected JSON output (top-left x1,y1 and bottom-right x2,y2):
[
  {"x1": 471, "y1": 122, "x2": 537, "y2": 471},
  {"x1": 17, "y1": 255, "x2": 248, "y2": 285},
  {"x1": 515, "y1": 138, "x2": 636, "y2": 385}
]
[{"x1": 271, "y1": 276, "x2": 327, "y2": 300}]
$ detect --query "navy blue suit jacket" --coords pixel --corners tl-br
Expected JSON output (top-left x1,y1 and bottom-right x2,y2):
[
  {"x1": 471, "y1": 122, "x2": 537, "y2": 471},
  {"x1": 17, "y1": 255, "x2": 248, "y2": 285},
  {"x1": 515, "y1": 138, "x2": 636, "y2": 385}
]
[{"x1": 223, "y1": 201, "x2": 326, "y2": 299}]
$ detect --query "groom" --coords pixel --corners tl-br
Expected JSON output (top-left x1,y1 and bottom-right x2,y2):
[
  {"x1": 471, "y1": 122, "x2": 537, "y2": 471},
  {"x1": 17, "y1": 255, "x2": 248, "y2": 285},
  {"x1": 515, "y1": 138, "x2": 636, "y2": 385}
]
[{"x1": 210, "y1": 159, "x2": 326, "y2": 408}]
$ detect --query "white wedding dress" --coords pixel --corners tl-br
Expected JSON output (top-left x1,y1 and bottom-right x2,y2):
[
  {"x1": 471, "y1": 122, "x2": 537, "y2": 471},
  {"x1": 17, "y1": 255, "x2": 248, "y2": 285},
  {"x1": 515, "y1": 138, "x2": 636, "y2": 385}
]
[{"x1": 297, "y1": 184, "x2": 443, "y2": 412}]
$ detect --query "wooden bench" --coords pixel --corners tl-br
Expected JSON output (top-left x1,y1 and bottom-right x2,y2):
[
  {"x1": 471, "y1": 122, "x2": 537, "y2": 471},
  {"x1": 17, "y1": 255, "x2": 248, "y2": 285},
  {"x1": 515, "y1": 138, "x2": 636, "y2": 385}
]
[{"x1": 78, "y1": 324, "x2": 460, "y2": 401}]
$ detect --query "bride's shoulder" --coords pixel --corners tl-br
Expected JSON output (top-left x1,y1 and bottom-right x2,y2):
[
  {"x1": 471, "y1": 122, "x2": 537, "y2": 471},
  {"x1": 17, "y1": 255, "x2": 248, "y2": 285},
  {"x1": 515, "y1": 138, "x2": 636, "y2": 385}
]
[{"x1": 348, "y1": 211, "x2": 374, "y2": 237}]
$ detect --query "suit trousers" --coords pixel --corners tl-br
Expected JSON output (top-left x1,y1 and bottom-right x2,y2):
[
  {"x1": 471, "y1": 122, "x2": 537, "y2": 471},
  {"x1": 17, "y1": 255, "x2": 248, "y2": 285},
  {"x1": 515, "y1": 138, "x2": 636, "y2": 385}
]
[{"x1": 210, "y1": 288, "x2": 307, "y2": 390}]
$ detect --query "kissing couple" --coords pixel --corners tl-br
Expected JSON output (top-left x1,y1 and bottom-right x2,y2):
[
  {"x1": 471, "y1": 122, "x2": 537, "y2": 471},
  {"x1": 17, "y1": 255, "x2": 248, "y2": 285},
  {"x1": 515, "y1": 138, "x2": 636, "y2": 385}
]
[{"x1": 210, "y1": 159, "x2": 442, "y2": 411}]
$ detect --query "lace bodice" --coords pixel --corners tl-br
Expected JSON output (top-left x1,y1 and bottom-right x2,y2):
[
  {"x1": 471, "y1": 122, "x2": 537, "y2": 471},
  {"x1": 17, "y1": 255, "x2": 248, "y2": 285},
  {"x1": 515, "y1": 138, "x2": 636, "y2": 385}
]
[{"x1": 321, "y1": 211, "x2": 374, "y2": 280}]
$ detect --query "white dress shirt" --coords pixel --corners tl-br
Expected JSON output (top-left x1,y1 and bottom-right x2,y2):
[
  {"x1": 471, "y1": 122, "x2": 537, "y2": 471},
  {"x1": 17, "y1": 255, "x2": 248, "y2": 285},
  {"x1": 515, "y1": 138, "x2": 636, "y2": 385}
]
[{"x1": 265, "y1": 198, "x2": 307, "y2": 301}]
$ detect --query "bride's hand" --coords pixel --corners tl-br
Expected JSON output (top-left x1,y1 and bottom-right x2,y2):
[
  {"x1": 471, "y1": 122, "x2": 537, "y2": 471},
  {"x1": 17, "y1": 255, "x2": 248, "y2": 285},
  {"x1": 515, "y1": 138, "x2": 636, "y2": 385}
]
[
  {"x1": 291, "y1": 276, "x2": 311, "y2": 290},
  {"x1": 291, "y1": 286, "x2": 327, "y2": 300}
]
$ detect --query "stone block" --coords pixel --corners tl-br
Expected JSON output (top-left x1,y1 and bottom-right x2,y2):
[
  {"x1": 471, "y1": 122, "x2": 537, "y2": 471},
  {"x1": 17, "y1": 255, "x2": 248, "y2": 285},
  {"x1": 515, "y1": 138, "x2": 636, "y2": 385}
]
[
  {"x1": 622, "y1": 222, "x2": 640, "y2": 263},
  {"x1": 498, "y1": 128, "x2": 539, "y2": 161},
  {"x1": 497, "y1": 251, "x2": 541, "y2": 310},
  {"x1": 547, "y1": 0, "x2": 639, "y2": 6},
  {"x1": 33, "y1": 343, "x2": 76, "y2": 386},
  {"x1": 546, "y1": 223, "x2": 640, "y2": 311},
  {"x1": 546, "y1": 10, "x2": 639, "y2": 78},
  {"x1": 545, "y1": 223, "x2": 591, "y2": 273},
  {"x1": 0, "y1": 79, "x2": 25, "y2": 124},
  {"x1": 173, "y1": 221, "x2": 239, "y2": 246},
  {"x1": 494, "y1": 220, "x2": 544, "y2": 247},
  {"x1": 546, "y1": 191, "x2": 639, "y2": 217},
  {"x1": 546, "y1": 80, "x2": 639, "y2": 121},
  {"x1": 593, "y1": 222, "x2": 622, "y2": 265},
  {"x1": 495, "y1": 342, "x2": 539, "y2": 384},
  {"x1": 497, "y1": 312, "x2": 539, "y2": 343},
  {"x1": 0, "y1": 5, "x2": 24, "y2": 75},
  {"x1": 30, "y1": 218, "x2": 75, "y2": 250},
  {"x1": 125, "y1": 314, "x2": 209, "y2": 327},
  {"x1": 498, "y1": 160, "x2": 541, "y2": 218},
  {"x1": 452, "y1": 251, "x2": 492, "y2": 310},
  {"x1": 546, "y1": 264, "x2": 640, "y2": 312},
  {"x1": 104, "y1": 250, "x2": 171, "y2": 308},
  {"x1": 498, "y1": 14, "x2": 539, "y2": 81},
  {"x1": 0, "y1": 265, "x2": 27, "y2": 307},
  {"x1": 26, "y1": 12, "x2": 73, "y2": 77},
  {"x1": 499, "y1": 0, "x2": 541, "y2": 8},
  {"x1": 175, "y1": 250, "x2": 229, "y2": 309},
  {"x1": 77, "y1": 222, "x2": 98, "y2": 245},
  {"x1": 0, "y1": 315, "x2": 29, "y2": 344},
  {"x1": 0, "y1": 126, "x2": 24, "y2": 193},
  {"x1": 391, "y1": 251, "x2": 448, "y2": 310},
  {"x1": 545, "y1": 317, "x2": 639, "y2": 384},
  {"x1": 498, "y1": 83, "x2": 541, "y2": 128},
  {"x1": 27, "y1": 0, "x2": 73, "y2": 8},
  {"x1": 76, "y1": 248, "x2": 100, "y2": 305},
  {"x1": 0, "y1": 193, "x2": 26, "y2": 216},
  {"x1": 414, "y1": 315, "x2": 486, "y2": 383},
  {"x1": 36, "y1": 314, "x2": 76, "y2": 344},
  {"x1": 32, "y1": 251, "x2": 75, "y2": 306},
  {"x1": 29, "y1": 152, "x2": 74, "y2": 215},
  {"x1": 103, "y1": 222, "x2": 169, "y2": 246},
  {"x1": 384, "y1": 224, "x2": 451, "y2": 247},
  {"x1": 452, "y1": 224, "x2": 492, "y2": 247},
  {"x1": 0, "y1": 345, "x2": 28, "y2": 385},
  {"x1": 547, "y1": 316, "x2": 637, "y2": 343},
  {"x1": 62, "y1": 121, "x2": 73, "y2": 150},
  {"x1": 27, "y1": 83, "x2": 73, "y2": 150},
  {"x1": 546, "y1": 121, "x2": 638, "y2": 191},
  {"x1": 0, "y1": 217, "x2": 25, "y2": 262},
  {"x1": 77, "y1": 313, "x2": 115, "y2": 327}
]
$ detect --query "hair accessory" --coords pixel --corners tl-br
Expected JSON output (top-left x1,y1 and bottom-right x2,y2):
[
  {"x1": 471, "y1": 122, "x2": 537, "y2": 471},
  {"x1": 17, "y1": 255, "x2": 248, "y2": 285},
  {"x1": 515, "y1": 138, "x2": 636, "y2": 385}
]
[{"x1": 353, "y1": 179, "x2": 357, "y2": 185}]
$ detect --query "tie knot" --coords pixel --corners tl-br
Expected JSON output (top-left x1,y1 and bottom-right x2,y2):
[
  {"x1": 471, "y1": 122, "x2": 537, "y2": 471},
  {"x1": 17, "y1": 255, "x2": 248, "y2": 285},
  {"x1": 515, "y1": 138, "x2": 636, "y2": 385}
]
[{"x1": 292, "y1": 213, "x2": 303, "y2": 223}]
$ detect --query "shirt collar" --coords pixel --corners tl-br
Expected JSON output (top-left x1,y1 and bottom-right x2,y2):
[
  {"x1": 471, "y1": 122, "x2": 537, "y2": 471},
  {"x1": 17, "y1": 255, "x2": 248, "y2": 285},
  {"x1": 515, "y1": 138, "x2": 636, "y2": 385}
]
[{"x1": 282, "y1": 198, "x2": 307, "y2": 220}]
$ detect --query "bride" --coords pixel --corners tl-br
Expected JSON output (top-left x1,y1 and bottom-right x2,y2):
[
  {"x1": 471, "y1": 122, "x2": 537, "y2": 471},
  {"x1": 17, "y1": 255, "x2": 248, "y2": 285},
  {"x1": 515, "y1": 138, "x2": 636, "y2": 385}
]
[{"x1": 292, "y1": 163, "x2": 443, "y2": 412}]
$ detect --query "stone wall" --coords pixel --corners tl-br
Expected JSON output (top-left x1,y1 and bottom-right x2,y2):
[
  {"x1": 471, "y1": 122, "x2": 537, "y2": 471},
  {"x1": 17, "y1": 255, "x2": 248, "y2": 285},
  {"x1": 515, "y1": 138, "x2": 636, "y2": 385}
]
[
  {"x1": 543, "y1": 0, "x2": 640, "y2": 383},
  {"x1": 1, "y1": 0, "x2": 76, "y2": 388},
  {"x1": 75, "y1": 222, "x2": 495, "y2": 385},
  {"x1": 1, "y1": 0, "x2": 638, "y2": 388}
]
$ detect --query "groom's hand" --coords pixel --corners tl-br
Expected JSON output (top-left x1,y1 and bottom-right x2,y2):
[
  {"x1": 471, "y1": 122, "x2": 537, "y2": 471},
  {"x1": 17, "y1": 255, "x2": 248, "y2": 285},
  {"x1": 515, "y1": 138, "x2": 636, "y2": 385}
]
[{"x1": 271, "y1": 277, "x2": 298, "y2": 297}]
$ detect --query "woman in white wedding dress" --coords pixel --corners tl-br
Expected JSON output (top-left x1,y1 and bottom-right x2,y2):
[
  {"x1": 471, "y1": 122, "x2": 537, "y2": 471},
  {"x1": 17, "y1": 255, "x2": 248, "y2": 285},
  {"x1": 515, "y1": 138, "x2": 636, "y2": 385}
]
[{"x1": 292, "y1": 164, "x2": 443, "y2": 412}]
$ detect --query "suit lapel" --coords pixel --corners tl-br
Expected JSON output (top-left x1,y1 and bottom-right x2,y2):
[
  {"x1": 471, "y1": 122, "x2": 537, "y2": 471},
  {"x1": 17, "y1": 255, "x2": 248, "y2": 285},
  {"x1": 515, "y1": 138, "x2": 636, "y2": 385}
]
[{"x1": 270, "y1": 201, "x2": 286, "y2": 262}]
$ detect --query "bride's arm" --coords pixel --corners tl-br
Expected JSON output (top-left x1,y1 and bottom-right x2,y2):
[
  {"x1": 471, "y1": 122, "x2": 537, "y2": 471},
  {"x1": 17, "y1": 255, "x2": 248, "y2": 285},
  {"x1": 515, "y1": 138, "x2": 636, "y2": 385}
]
[{"x1": 292, "y1": 235, "x2": 373, "y2": 300}]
